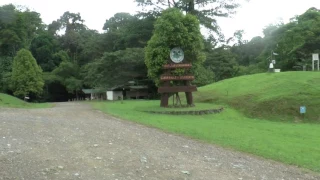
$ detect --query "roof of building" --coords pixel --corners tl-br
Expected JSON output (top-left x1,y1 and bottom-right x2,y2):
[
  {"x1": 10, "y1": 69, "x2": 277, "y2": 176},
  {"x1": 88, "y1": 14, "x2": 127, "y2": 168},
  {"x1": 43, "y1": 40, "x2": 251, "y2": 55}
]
[{"x1": 82, "y1": 89, "x2": 106, "y2": 94}]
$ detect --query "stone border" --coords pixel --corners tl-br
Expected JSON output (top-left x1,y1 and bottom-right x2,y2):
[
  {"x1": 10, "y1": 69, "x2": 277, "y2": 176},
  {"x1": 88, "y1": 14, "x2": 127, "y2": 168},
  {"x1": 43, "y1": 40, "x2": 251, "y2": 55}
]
[{"x1": 143, "y1": 107, "x2": 224, "y2": 115}]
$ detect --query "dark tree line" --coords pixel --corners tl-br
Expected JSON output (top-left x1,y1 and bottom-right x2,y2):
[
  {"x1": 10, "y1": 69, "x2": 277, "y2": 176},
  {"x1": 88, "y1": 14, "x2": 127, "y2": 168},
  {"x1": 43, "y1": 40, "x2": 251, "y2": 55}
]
[{"x1": 1, "y1": 2, "x2": 319, "y2": 102}]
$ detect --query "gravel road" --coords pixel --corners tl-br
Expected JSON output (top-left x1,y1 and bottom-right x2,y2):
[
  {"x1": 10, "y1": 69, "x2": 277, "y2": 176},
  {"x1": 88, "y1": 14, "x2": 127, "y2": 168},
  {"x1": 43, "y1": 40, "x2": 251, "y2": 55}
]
[{"x1": 0, "y1": 102, "x2": 319, "y2": 180}]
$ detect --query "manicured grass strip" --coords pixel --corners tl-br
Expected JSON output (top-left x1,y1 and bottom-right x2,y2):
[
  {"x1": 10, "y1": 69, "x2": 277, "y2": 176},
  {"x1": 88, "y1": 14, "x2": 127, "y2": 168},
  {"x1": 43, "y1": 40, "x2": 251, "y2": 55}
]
[{"x1": 93, "y1": 100, "x2": 320, "y2": 172}]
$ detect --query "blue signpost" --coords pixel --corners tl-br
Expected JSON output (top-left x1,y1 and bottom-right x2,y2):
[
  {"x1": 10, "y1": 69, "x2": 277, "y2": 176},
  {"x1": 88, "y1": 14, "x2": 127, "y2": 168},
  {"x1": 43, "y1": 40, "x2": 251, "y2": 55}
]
[{"x1": 300, "y1": 106, "x2": 306, "y2": 114}]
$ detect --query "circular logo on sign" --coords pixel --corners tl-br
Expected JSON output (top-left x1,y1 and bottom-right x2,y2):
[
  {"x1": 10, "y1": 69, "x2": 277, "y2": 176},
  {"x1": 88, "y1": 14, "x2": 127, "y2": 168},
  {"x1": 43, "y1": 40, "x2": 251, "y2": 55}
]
[{"x1": 170, "y1": 47, "x2": 184, "y2": 63}]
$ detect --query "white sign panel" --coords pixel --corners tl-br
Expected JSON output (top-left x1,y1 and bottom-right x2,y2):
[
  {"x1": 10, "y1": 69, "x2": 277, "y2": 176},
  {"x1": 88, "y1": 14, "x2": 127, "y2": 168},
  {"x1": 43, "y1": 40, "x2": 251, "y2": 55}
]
[
  {"x1": 312, "y1": 53, "x2": 320, "y2": 71},
  {"x1": 312, "y1": 53, "x2": 319, "y2": 61}
]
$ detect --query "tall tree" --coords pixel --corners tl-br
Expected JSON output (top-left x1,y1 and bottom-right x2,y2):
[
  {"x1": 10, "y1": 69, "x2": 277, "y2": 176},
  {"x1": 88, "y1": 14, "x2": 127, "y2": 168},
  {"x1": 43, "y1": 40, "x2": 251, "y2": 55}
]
[
  {"x1": 101, "y1": 13, "x2": 156, "y2": 52},
  {"x1": 30, "y1": 32, "x2": 61, "y2": 71},
  {"x1": 145, "y1": 8, "x2": 205, "y2": 85},
  {"x1": 205, "y1": 46, "x2": 239, "y2": 81},
  {"x1": 54, "y1": 11, "x2": 87, "y2": 63},
  {"x1": 0, "y1": 4, "x2": 43, "y2": 56},
  {"x1": 0, "y1": 56, "x2": 13, "y2": 92},
  {"x1": 231, "y1": 36, "x2": 265, "y2": 66},
  {"x1": 83, "y1": 48, "x2": 146, "y2": 88},
  {"x1": 135, "y1": 0, "x2": 241, "y2": 36},
  {"x1": 53, "y1": 60, "x2": 83, "y2": 99},
  {"x1": 275, "y1": 8, "x2": 320, "y2": 70},
  {"x1": 11, "y1": 49, "x2": 44, "y2": 98}
]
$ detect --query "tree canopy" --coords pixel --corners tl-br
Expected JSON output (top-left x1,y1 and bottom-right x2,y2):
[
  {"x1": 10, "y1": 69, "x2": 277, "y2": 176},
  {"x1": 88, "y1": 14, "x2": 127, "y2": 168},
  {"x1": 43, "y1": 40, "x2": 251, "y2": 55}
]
[
  {"x1": 135, "y1": 0, "x2": 241, "y2": 36},
  {"x1": 145, "y1": 8, "x2": 205, "y2": 85},
  {"x1": 1, "y1": 3, "x2": 320, "y2": 102},
  {"x1": 11, "y1": 49, "x2": 44, "y2": 98}
]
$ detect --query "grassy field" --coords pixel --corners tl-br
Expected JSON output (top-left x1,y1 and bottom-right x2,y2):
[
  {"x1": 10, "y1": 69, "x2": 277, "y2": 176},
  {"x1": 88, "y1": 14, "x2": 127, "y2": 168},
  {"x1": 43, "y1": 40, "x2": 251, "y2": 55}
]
[
  {"x1": 93, "y1": 101, "x2": 320, "y2": 172},
  {"x1": 193, "y1": 71, "x2": 320, "y2": 122},
  {"x1": 92, "y1": 72, "x2": 320, "y2": 172},
  {"x1": 0, "y1": 93, "x2": 52, "y2": 108},
  {"x1": 93, "y1": 100, "x2": 320, "y2": 172}
]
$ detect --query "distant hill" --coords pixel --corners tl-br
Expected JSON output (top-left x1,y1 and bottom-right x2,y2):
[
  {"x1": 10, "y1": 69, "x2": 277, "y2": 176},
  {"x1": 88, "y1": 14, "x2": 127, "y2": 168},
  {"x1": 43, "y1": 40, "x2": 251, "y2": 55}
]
[{"x1": 195, "y1": 72, "x2": 320, "y2": 122}]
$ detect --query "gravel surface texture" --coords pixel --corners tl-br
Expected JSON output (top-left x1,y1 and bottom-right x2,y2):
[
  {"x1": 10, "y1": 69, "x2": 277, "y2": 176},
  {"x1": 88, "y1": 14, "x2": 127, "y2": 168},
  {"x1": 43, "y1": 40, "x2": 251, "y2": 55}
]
[{"x1": 0, "y1": 102, "x2": 319, "y2": 180}]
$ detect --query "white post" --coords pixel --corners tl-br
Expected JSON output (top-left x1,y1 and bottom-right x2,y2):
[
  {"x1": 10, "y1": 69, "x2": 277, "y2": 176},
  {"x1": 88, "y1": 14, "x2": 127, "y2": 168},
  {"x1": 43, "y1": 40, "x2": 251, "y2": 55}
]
[{"x1": 312, "y1": 53, "x2": 319, "y2": 71}]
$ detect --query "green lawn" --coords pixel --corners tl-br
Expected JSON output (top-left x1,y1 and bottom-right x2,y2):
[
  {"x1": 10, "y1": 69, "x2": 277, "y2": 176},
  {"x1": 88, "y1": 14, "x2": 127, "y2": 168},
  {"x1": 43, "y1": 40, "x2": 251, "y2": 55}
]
[
  {"x1": 93, "y1": 100, "x2": 320, "y2": 172},
  {"x1": 92, "y1": 72, "x2": 320, "y2": 172},
  {"x1": 0, "y1": 93, "x2": 53, "y2": 108},
  {"x1": 193, "y1": 71, "x2": 320, "y2": 122}
]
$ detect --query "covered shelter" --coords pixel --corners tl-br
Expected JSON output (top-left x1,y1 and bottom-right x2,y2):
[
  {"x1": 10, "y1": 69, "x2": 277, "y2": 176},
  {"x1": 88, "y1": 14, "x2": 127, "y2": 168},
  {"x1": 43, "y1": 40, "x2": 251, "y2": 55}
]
[
  {"x1": 82, "y1": 88, "x2": 107, "y2": 100},
  {"x1": 106, "y1": 85, "x2": 125, "y2": 101},
  {"x1": 106, "y1": 81, "x2": 153, "y2": 100}
]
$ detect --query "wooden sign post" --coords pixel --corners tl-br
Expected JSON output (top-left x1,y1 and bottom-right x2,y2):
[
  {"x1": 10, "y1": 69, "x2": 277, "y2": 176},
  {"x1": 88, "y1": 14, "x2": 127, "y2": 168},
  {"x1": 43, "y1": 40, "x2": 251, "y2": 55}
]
[{"x1": 158, "y1": 48, "x2": 197, "y2": 107}]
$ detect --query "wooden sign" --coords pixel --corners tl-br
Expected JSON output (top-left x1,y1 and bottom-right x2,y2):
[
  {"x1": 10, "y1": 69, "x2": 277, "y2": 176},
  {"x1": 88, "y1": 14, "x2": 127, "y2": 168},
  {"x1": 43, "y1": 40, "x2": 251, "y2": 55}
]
[
  {"x1": 163, "y1": 63, "x2": 192, "y2": 69},
  {"x1": 160, "y1": 75, "x2": 195, "y2": 81},
  {"x1": 158, "y1": 86, "x2": 197, "y2": 93}
]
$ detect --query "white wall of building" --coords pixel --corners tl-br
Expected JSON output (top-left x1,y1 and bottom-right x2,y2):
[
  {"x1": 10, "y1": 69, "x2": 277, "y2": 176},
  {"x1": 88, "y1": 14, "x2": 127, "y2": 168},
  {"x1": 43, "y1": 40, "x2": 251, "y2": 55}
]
[{"x1": 106, "y1": 91, "x2": 123, "y2": 101}]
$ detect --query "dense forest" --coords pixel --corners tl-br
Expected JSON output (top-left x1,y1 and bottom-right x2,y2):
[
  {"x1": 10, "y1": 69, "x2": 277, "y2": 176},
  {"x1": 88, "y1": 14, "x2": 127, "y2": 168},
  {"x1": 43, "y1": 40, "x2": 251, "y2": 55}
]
[{"x1": 0, "y1": 1, "x2": 320, "y2": 102}]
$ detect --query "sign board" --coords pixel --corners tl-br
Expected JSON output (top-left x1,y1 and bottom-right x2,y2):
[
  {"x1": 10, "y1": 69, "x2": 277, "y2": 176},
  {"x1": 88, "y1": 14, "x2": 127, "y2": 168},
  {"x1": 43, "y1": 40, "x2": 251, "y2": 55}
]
[
  {"x1": 158, "y1": 85, "x2": 197, "y2": 93},
  {"x1": 300, "y1": 106, "x2": 306, "y2": 114},
  {"x1": 161, "y1": 75, "x2": 195, "y2": 81},
  {"x1": 163, "y1": 63, "x2": 192, "y2": 69},
  {"x1": 312, "y1": 53, "x2": 319, "y2": 61}
]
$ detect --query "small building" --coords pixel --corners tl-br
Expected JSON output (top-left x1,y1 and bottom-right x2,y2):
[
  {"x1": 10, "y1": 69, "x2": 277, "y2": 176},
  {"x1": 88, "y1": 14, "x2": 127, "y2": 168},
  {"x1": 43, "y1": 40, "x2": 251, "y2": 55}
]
[
  {"x1": 106, "y1": 90, "x2": 123, "y2": 101},
  {"x1": 82, "y1": 79, "x2": 156, "y2": 101},
  {"x1": 106, "y1": 83, "x2": 151, "y2": 100},
  {"x1": 82, "y1": 89, "x2": 107, "y2": 100},
  {"x1": 126, "y1": 85, "x2": 149, "y2": 99}
]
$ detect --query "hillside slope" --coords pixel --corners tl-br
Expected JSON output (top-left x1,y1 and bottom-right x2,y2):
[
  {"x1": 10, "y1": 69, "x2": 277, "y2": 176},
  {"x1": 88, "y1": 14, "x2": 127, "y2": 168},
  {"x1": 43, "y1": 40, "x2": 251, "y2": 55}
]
[
  {"x1": 0, "y1": 93, "x2": 51, "y2": 108},
  {"x1": 195, "y1": 72, "x2": 320, "y2": 122}
]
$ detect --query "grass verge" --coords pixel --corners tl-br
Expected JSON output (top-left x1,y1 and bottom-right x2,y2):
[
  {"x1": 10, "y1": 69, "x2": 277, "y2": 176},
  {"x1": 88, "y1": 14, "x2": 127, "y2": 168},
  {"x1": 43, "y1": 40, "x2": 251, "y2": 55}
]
[{"x1": 0, "y1": 93, "x2": 53, "y2": 108}]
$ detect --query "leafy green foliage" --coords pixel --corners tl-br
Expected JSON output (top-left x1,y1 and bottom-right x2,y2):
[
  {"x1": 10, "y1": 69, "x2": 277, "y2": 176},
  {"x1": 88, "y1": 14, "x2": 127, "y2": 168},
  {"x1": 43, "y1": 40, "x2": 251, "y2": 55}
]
[
  {"x1": 0, "y1": 4, "x2": 43, "y2": 56},
  {"x1": 53, "y1": 61, "x2": 82, "y2": 96},
  {"x1": 2, "y1": 3, "x2": 320, "y2": 103},
  {"x1": 101, "y1": 13, "x2": 156, "y2": 52},
  {"x1": 145, "y1": 8, "x2": 205, "y2": 85},
  {"x1": 192, "y1": 65, "x2": 215, "y2": 86},
  {"x1": 275, "y1": 8, "x2": 320, "y2": 70},
  {"x1": 235, "y1": 8, "x2": 320, "y2": 72},
  {"x1": 205, "y1": 46, "x2": 239, "y2": 81},
  {"x1": 11, "y1": 49, "x2": 44, "y2": 98},
  {"x1": 135, "y1": 0, "x2": 240, "y2": 35},
  {"x1": 0, "y1": 56, "x2": 13, "y2": 92},
  {"x1": 83, "y1": 48, "x2": 146, "y2": 88},
  {"x1": 231, "y1": 36, "x2": 265, "y2": 66},
  {"x1": 30, "y1": 33, "x2": 61, "y2": 71}
]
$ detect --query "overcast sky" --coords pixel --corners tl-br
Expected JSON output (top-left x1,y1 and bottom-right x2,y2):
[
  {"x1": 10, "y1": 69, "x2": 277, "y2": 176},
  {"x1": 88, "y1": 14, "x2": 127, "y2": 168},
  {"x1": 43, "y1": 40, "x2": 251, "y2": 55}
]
[{"x1": 1, "y1": 0, "x2": 320, "y2": 40}]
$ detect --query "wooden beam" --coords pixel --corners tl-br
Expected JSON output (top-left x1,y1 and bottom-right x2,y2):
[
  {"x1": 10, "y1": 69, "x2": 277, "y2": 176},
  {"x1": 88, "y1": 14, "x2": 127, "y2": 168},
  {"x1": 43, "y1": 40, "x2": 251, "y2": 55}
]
[
  {"x1": 158, "y1": 86, "x2": 197, "y2": 93},
  {"x1": 163, "y1": 63, "x2": 192, "y2": 69},
  {"x1": 160, "y1": 75, "x2": 195, "y2": 81}
]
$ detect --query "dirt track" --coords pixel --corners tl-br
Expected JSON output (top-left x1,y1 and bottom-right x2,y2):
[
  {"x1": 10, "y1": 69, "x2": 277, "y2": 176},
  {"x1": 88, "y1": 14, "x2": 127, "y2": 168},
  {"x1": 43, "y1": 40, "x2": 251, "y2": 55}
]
[{"x1": 0, "y1": 102, "x2": 319, "y2": 180}]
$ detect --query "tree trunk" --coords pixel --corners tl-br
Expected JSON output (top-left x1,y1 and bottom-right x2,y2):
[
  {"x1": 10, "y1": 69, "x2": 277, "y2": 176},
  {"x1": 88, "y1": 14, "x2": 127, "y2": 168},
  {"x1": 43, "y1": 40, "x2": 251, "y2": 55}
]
[{"x1": 187, "y1": 0, "x2": 195, "y2": 15}]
